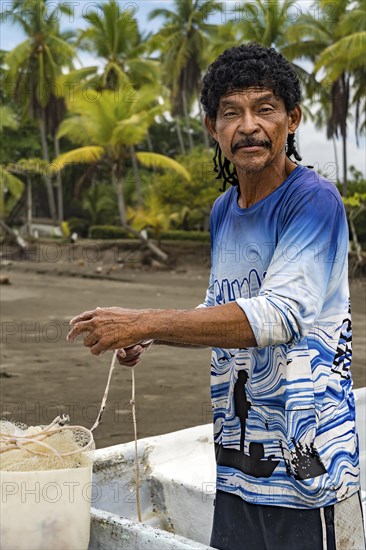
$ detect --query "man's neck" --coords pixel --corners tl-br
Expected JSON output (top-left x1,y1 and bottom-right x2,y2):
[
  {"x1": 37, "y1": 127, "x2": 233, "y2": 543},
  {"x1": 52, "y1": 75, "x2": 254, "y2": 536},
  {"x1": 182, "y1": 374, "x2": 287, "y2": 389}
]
[{"x1": 237, "y1": 157, "x2": 297, "y2": 208}]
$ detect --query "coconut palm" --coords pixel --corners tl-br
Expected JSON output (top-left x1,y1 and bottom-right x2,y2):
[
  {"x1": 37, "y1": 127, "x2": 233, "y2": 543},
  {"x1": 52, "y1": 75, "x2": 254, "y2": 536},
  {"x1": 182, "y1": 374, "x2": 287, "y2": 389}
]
[
  {"x1": 148, "y1": 0, "x2": 223, "y2": 152},
  {"x1": 314, "y1": 0, "x2": 366, "y2": 145},
  {"x1": 74, "y1": 0, "x2": 163, "y2": 202},
  {"x1": 286, "y1": 0, "x2": 355, "y2": 195},
  {"x1": 315, "y1": 0, "x2": 366, "y2": 79},
  {"x1": 234, "y1": 0, "x2": 298, "y2": 48},
  {"x1": 54, "y1": 86, "x2": 190, "y2": 259},
  {"x1": 2, "y1": 0, "x2": 76, "y2": 221},
  {"x1": 77, "y1": 0, "x2": 159, "y2": 90}
]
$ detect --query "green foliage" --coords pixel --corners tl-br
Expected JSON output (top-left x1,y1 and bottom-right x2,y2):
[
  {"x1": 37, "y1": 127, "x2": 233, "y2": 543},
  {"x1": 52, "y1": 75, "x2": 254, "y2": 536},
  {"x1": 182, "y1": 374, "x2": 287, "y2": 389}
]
[
  {"x1": 3, "y1": 0, "x2": 76, "y2": 115},
  {"x1": 148, "y1": 229, "x2": 210, "y2": 242},
  {"x1": 338, "y1": 173, "x2": 366, "y2": 247},
  {"x1": 67, "y1": 217, "x2": 90, "y2": 238},
  {"x1": 0, "y1": 105, "x2": 19, "y2": 131},
  {"x1": 77, "y1": 0, "x2": 159, "y2": 90},
  {"x1": 0, "y1": 119, "x2": 42, "y2": 164},
  {"x1": 0, "y1": 167, "x2": 25, "y2": 216},
  {"x1": 127, "y1": 193, "x2": 171, "y2": 239},
  {"x1": 148, "y1": 0, "x2": 223, "y2": 115},
  {"x1": 235, "y1": 0, "x2": 299, "y2": 49},
  {"x1": 89, "y1": 225, "x2": 132, "y2": 239},
  {"x1": 147, "y1": 146, "x2": 220, "y2": 230},
  {"x1": 2, "y1": 0, "x2": 365, "y2": 227},
  {"x1": 81, "y1": 183, "x2": 116, "y2": 225},
  {"x1": 88, "y1": 225, "x2": 210, "y2": 242}
]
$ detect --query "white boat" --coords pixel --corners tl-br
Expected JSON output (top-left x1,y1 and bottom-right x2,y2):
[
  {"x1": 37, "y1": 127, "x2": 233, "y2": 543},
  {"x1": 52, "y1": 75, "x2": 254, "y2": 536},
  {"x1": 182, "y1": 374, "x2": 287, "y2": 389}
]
[{"x1": 89, "y1": 387, "x2": 366, "y2": 549}]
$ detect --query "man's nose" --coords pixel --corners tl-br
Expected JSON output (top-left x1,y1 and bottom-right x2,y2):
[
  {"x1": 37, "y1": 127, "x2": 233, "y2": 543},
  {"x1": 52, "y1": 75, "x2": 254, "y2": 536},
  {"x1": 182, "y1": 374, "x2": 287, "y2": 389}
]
[{"x1": 237, "y1": 112, "x2": 259, "y2": 134}]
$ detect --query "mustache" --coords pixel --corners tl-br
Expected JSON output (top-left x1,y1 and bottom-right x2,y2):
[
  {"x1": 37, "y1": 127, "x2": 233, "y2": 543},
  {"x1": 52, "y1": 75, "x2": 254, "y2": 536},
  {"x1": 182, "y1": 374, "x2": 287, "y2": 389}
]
[{"x1": 231, "y1": 137, "x2": 272, "y2": 154}]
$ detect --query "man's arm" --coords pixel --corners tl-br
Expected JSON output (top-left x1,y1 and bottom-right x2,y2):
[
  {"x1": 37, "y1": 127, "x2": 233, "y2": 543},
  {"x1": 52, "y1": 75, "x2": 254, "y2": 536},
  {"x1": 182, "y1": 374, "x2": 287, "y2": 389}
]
[{"x1": 67, "y1": 302, "x2": 257, "y2": 356}]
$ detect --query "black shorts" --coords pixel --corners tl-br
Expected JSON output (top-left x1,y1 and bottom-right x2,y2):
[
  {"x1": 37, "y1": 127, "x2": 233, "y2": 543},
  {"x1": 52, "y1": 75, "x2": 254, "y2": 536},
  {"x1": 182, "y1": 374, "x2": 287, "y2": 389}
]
[{"x1": 210, "y1": 490, "x2": 365, "y2": 550}]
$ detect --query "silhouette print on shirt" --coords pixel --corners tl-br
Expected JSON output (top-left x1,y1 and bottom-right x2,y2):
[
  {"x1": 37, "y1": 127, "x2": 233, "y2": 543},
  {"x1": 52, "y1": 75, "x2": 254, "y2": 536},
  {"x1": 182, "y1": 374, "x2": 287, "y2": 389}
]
[
  {"x1": 216, "y1": 369, "x2": 327, "y2": 480},
  {"x1": 216, "y1": 369, "x2": 279, "y2": 478}
]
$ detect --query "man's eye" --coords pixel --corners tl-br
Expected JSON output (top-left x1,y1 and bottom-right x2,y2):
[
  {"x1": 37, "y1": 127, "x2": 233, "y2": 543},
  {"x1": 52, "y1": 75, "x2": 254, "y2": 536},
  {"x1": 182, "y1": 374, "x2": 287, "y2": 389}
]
[
  {"x1": 259, "y1": 107, "x2": 273, "y2": 113},
  {"x1": 224, "y1": 111, "x2": 236, "y2": 117}
]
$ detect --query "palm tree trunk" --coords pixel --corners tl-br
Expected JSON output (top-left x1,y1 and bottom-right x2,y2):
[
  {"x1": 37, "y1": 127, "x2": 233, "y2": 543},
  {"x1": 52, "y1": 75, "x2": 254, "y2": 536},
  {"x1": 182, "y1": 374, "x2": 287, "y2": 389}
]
[
  {"x1": 341, "y1": 72, "x2": 349, "y2": 197},
  {"x1": 332, "y1": 136, "x2": 340, "y2": 183},
  {"x1": 342, "y1": 132, "x2": 348, "y2": 196},
  {"x1": 130, "y1": 146, "x2": 143, "y2": 206},
  {"x1": 54, "y1": 136, "x2": 64, "y2": 222},
  {"x1": 26, "y1": 175, "x2": 32, "y2": 236},
  {"x1": 146, "y1": 129, "x2": 153, "y2": 153},
  {"x1": 146, "y1": 130, "x2": 156, "y2": 173},
  {"x1": 182, "y1": 90, "x2": 194, "y2": 153},
  {"x1": 113, "y1": 170, "x2": 168, "y2": 261},
  {"x1": 112, "y1": 166, "x2": 168, "y2": 262},
  {"x1": 39, "y1": 108, "x2": 57, "y2": 222},
  {"x1": 175, "y1": 119, "x2": 186, "y2": 155},
  {"x1": 112, "y1": 168, "x2": 127, "y2": 226}
]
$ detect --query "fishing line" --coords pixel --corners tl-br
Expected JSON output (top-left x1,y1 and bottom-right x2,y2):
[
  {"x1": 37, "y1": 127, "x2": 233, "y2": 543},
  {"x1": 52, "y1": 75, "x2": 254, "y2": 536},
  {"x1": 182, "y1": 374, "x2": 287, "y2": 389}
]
[{"x1": 90, "y1": 349, "x2": 142, "y2": 522}]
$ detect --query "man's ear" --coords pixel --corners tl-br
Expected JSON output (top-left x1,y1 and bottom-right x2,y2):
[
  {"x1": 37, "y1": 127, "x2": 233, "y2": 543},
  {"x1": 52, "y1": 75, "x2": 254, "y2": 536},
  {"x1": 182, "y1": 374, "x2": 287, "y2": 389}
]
[
  {"x1": 205, "y1": 116, "x2": 217, "y2": 141},
  {"x1": 288, "y1": 105, "x2": 302, "y2": 135}
]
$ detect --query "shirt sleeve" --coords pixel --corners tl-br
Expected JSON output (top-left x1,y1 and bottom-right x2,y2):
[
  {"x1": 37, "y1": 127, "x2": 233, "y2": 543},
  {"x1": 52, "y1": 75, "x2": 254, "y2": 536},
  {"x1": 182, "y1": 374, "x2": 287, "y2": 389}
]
[
  {"x1": 196, "y1": 268, "x2": 215, "y2": 308},
  {"x1": 236, "y1": 187, "x2": 348, "y2": 348}
]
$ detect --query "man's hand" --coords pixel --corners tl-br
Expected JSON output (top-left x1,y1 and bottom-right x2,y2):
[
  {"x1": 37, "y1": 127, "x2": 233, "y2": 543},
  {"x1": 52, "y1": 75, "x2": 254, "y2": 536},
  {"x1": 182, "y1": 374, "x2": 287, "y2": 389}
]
[
  {"x1": 67, "y1": 307, "x2": 149, "y2": 355},
  {"x1": 117, "y1": 340, "x2": 154, "y2": 367}
]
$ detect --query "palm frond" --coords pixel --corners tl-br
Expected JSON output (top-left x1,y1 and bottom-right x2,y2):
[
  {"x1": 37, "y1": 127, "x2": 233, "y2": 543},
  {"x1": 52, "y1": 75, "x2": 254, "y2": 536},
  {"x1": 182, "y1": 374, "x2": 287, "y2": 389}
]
[
  {"x1": 52, "y1": 146, "x2": 104, "y2": 171},
  {"x1": 136, "y1": 152, "x2": 191, "y2": 181},
  {"x1": 0, "y1": 106, "x2": 19, "y2": 131},
  {"x1": 0, "y1": 168, "x2": 25, "y2": 216}
]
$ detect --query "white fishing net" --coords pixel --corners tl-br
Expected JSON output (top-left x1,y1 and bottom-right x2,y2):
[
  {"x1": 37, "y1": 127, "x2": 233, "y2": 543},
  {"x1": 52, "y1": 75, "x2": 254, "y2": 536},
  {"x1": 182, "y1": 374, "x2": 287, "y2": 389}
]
[{"x1": 0, "y1": 415, "x2": 94, "y2": 472}]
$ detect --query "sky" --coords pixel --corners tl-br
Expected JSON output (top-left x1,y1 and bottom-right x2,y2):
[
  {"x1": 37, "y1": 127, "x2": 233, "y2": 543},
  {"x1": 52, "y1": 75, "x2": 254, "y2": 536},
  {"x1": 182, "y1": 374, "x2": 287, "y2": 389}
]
[{"x1": 1, "y1": 0, "x2": 365, "y2": 178}]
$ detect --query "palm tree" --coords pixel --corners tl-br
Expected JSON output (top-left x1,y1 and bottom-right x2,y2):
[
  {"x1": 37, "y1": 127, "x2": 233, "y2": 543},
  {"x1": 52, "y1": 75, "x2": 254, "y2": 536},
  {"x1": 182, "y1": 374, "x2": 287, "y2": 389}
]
[
  {"x1": 314, "y1": 0, "x2": 366, "y2": 147},
  {"x1": 74, "y1": 0, "x2": 163, "y2": 203},
  {"x1": 2, "y1": 0, "x2": 76, "y2": 221},
  {"x1": 148, "y1": 0, "x2": 223, "y2": 152},
  {"x1": 286, "y1": 0, "x2": 356, "y2": 195},
  {"x1": 77, "y1": 0, "x2": 160, "y2": 90},
  {"x1": 54, "y1": 86, "x2": 190, "y2": 260},
  {"x1": 234, "y1": 0, "x2": 297, "y2": 48},
  {"x1": 315, "y1": 0, "x2": 366, "y2": 79}
]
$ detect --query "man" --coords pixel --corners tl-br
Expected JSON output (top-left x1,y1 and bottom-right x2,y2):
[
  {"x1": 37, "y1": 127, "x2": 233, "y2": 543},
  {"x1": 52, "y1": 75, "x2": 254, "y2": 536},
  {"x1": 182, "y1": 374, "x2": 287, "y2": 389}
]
[{"x1": 67, "y1": 44, "x2": 364, "y2": 549}]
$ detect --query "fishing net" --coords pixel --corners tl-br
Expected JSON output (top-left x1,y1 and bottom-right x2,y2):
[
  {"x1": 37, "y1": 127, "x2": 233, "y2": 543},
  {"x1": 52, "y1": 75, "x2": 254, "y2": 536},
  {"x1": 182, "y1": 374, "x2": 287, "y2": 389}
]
[{"x1": 0, "y1": 415, "x2": 94, "y2": 472}]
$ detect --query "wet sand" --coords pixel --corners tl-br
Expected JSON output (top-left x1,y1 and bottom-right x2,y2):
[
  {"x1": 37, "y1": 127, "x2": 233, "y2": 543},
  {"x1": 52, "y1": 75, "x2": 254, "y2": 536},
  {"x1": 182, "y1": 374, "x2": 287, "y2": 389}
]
[{"x1": 1, "y1": 267, "x2": 365, "y2": 449}]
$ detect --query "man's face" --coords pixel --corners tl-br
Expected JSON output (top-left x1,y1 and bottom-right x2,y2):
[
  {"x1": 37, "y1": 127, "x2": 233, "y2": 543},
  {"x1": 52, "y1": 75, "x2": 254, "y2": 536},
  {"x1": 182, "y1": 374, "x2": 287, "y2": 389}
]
[{"x1": 205, "y1": 87, "x2": 301, "y2": 174}]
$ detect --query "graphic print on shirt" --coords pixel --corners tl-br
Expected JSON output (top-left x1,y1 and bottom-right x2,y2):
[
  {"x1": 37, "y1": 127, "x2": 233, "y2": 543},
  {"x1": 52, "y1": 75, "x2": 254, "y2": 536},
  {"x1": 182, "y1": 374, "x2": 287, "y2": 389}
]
[
  {"x1": 279, "y1": 438, "x2": 327, "y2": 480},
  {"x1": 331, "y1": 301, "x2": 352, "y2": 381},
  {"x1": 216, "y1": 369, "x2": 280, "y2": 477},
  {"x1": 213, "y1": 271, "x2": 325, "y2": 481}
]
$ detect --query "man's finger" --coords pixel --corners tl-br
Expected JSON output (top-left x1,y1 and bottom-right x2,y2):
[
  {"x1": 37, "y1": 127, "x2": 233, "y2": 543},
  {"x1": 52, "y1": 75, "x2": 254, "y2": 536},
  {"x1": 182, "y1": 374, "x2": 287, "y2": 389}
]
[
  {"x1": 67, "y1": 320, "x2": 94, "y2": 341},
  {"x1": 117, "y1": 356, "x2": 141, "y2": 368},
  {"x1": 125, "y1": 345, "x2": 143, "y2": 357},
  {"x1": 83, "y1": 331, "x2": 99, "y2": 348},
  {"x1": 69, "y1": 309, "x2": 96, "y2": 326},
  {"x1": 91, "y1": 340, "x2": 107, "y2": 356}
]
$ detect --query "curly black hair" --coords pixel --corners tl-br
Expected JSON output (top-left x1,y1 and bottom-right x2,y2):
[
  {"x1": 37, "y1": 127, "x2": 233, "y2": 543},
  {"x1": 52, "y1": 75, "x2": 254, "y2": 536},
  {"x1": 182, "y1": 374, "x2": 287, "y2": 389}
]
[{"x1": 200, "y1": 43, "x2": 302, "y2": 191}]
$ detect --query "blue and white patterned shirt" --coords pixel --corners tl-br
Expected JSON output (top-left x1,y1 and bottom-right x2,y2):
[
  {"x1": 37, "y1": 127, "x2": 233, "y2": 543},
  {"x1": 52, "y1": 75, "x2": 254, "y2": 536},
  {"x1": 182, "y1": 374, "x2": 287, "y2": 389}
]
[{"x1": 200, "y1": 165, "x2": 359, "y2": 508}]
